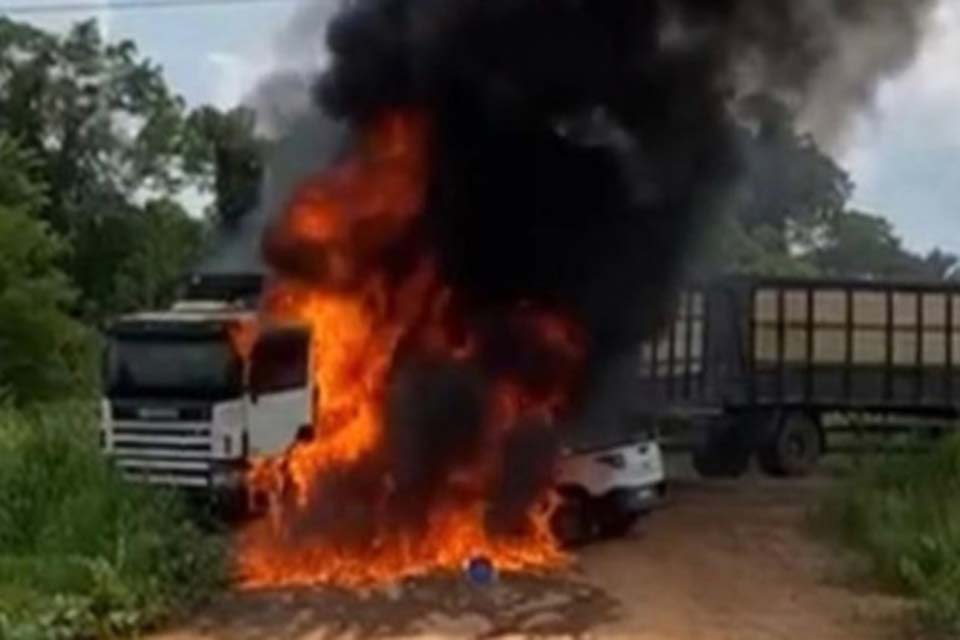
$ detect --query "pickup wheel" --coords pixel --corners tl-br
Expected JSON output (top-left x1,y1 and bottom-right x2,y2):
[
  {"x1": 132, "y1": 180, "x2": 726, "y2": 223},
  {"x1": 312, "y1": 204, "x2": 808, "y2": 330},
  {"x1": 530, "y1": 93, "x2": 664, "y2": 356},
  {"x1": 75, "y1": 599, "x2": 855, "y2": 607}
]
[
  {"x1": 598, "y1": 508, "x2": 640, "y2": 539},
  {"x1": 757, "y1": 411, "x2": 822, "y2": 477},
  {"x1": 551, "y1": 491, "x2": 591, "y2": 547}
]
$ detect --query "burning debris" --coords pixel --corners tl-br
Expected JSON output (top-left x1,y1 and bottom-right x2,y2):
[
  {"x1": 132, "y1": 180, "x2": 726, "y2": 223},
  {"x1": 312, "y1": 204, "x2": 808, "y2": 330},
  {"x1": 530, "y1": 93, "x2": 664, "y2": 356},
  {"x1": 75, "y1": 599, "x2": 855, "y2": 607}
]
[{"x1": 234, "y1": 0, "x2": 935, "y2": 588}]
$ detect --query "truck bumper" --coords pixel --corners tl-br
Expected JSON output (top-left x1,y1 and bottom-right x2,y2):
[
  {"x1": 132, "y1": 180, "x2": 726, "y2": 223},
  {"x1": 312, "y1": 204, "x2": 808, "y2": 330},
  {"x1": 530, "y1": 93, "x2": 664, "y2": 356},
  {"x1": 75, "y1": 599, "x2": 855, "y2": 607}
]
[
  {"x1": 599, "y1": 482, "x2": 666, "y2": 515},
  {"x1": 209, "y1": 460, "x2": 248, "y2": 490}
]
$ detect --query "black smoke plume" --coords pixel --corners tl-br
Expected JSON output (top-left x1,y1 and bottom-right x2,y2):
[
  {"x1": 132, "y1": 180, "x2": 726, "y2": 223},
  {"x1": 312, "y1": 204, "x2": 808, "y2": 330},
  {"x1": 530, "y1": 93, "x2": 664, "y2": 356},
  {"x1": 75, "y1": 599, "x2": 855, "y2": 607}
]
[
  {"x1": 254, "y1": 0, "x2": 935, "y2": 471},
  {"x1": 309, "y1": 0, "x2": 933, "y2": 355}
]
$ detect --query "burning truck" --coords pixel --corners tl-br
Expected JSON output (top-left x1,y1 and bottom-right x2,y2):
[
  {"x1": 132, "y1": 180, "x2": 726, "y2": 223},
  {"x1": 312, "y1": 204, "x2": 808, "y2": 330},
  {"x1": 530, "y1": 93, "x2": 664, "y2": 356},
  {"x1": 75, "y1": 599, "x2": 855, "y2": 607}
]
[{"x1": 100, "y1": 265, "x2": 666, "y2": 577}]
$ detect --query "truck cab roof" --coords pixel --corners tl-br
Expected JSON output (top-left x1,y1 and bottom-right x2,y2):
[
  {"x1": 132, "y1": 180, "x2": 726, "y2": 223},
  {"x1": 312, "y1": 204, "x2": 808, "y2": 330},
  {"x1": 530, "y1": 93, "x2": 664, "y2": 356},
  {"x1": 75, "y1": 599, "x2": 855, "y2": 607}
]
[{"x1": 109, "y1": 303, "x2": 308, "y2": 341}]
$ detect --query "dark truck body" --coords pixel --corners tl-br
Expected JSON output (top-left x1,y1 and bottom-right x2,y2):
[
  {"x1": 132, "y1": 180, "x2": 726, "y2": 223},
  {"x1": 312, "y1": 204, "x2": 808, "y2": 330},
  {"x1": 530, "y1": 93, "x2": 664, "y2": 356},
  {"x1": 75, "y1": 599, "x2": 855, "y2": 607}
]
[{"x1": 636, "y1": 276, "x2": 960, "y2": 475}]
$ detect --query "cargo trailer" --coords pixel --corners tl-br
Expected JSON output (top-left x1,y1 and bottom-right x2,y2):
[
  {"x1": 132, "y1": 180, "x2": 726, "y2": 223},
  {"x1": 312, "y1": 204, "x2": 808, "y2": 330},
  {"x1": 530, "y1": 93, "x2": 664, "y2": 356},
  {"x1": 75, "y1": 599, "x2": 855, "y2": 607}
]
[{"x1": 635, "y1": 276, "x2": 960, "y2": 476}]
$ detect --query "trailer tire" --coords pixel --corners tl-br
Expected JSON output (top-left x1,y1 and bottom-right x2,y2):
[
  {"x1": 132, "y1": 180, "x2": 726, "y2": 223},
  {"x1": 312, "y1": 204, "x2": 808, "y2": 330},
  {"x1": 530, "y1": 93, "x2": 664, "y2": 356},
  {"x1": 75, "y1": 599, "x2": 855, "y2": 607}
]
[
  {"x1": 691, "y1": 420, "x2": 753, "y2": 478},
  {"x1": 757, "y1": 412, "x2": 822, "y2": 477}
]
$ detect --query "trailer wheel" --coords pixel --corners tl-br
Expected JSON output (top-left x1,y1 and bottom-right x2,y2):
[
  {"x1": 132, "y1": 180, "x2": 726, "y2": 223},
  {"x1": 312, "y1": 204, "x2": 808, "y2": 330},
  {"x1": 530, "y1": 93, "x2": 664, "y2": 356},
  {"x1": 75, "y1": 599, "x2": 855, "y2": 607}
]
[
  {"x1": 758, "y1": 412, "x2": 822, "y2": 477},
  {"x1": 691, "y1": 420, "x2": 753, "y2": 478}
]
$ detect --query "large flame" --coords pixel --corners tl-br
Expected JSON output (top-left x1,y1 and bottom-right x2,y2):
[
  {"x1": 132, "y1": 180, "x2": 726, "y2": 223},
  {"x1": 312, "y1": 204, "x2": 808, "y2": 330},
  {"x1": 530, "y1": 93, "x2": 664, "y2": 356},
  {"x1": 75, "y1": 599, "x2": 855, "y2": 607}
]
[{"x1": 236, "y1": 111, "x2": 585, "y2": 588}]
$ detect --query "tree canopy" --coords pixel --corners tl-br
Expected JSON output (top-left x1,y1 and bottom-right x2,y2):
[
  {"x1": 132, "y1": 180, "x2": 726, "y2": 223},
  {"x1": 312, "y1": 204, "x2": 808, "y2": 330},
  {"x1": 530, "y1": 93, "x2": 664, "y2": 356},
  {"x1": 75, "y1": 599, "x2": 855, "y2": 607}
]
[
  {"x1": 695, "y1": 95, "x2": 957, "y2": 283},
  {"x1": 184, "y1": 105, "x2": 262, "y2": 228},
  {"x1": 0, "y1": 17, "x2": 262, "y2": 319},
  {"x1": 0, "y1": 134, "x2": 87, "y2": 403}
]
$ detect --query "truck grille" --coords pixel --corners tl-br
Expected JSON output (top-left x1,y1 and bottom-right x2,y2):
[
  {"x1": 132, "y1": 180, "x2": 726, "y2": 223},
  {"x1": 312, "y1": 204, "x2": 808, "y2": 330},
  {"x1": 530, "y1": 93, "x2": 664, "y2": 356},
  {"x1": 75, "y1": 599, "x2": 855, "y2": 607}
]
[{"x1": 108, "y1": 406, "x2": 215, "y2": 488}]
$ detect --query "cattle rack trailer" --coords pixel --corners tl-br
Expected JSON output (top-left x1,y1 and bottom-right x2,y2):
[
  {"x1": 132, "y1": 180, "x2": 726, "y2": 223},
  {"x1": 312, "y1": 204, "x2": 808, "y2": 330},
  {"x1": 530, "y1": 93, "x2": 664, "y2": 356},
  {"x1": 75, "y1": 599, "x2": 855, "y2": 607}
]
[{"x1": 635, "y1": 276, "x2": 960, "y2": 476}]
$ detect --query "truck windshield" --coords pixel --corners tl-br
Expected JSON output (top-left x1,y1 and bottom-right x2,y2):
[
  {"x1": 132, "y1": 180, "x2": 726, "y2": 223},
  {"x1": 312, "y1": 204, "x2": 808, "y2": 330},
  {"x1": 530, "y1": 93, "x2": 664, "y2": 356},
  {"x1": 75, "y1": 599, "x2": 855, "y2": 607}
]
[{"x1": 106, "y1": 337, "x2": 243, "y2": 400}]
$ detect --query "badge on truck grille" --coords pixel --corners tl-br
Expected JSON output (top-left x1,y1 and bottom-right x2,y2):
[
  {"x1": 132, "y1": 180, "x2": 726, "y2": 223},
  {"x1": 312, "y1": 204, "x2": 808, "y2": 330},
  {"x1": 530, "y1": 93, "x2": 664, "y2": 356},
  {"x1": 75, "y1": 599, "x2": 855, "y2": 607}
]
[{"x1": 137, "y1": 407, "x2": 179, "y2": 420}]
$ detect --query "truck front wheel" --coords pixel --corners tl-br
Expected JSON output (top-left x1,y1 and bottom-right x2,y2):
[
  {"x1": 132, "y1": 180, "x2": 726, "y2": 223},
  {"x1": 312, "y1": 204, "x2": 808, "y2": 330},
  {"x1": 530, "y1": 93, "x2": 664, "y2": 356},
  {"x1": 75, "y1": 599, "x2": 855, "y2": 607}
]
[
  {"x1": 757, "y1": 412, "x2": 822, "y2": 477},
  {"x1": 551, "y1": 490, "x2": 591, "y2": 547}
]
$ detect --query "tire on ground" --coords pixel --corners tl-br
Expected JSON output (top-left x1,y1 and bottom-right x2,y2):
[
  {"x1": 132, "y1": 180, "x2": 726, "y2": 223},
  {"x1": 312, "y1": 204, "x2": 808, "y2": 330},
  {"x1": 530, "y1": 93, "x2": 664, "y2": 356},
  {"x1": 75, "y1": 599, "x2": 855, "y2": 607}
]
[
  {"x1": 551, "y1": 488, "x2": 592, "y2": 547},
  {"x1": 691, "y1": 418, "x2": 754, "y2": 478},
  {"x1": 757, "y1": 411, "x2": 823, "y2": 477},
  {"x1": 598, "y1": 508, "x2": 640, "y2": 539}
]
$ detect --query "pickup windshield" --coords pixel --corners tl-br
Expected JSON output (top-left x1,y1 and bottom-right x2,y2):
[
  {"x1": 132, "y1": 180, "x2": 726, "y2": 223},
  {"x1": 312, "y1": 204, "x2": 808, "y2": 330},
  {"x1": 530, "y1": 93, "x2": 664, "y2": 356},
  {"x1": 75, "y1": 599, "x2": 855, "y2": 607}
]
[{"x1": 106, "y1": 337, "x2": 243, "y2": 400}]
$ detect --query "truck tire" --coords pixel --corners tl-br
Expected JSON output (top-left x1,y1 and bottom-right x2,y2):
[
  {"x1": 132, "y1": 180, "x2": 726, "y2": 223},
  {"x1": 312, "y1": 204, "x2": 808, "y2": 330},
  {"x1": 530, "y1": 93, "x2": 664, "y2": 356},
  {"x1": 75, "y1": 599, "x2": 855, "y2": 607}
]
[
  {"x1": 757, "y1": 411, "x2": 822, "y2": 477},
  {"x1": 598, "y1": 508, "x2": 640, "y2": 539},
  {"x1": 296, "y1": 424, "x2": 316, "y2": 443},
  {"x1": 551, "y1": 491, "x2": 591, "y2": 547},
  {"x1": 691, "y1": 419, "x2": 753, "y2": 478}
]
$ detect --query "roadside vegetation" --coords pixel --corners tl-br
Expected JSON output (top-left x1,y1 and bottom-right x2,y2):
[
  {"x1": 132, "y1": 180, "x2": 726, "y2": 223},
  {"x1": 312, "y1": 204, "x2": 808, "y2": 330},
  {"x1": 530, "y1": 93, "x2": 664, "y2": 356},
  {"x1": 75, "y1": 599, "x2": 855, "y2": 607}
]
[
  {"x1": 0, "y1": 18, "x2": 255, "y2": 639},
  {"x1": 818, "y1": 437, "x2": 960, "y2": 634},
  {"x1": 0, "y1": 403, "x2": 226, "y2": 640}
]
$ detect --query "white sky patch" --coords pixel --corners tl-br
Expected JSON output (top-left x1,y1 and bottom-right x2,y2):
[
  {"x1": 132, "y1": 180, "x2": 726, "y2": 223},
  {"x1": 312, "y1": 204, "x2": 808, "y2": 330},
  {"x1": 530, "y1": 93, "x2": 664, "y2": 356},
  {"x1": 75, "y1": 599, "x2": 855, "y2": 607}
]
[
  {"x1": 868, "y1": 1, "x2": 960, "y2": 145},
  {"x1": 21, "y1": 0, "x2": 113, "y2": 37},
  {"x1": 844, "y1": 0, "x2": 960, "y2": 253},
  {"x1": 205, "y1": 51, "x2": 274, "y2": 111}
]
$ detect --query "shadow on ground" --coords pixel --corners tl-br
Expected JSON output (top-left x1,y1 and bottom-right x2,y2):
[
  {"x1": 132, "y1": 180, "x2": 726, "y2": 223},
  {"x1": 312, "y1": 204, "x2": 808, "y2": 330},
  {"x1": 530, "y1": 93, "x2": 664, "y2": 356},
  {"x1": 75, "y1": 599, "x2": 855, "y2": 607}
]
[{"x1": 178, "y1": 572, "x2": 622, "y2": 639}]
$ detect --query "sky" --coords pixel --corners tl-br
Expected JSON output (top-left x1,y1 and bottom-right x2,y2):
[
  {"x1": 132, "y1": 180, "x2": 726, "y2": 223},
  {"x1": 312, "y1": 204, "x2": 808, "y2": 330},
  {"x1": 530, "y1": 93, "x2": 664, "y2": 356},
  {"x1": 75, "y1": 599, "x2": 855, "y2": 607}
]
[{"x1": 14, "y1": 0, "x2": 960, "y2": 254}]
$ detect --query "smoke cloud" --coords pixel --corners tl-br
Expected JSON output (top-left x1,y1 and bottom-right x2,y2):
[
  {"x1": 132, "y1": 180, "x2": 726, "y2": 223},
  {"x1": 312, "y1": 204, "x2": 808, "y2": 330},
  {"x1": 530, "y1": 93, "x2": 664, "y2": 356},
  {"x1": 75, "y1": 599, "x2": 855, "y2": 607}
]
[
  {"x1": 305, "y1": 0, "x2": 934, "y2": 355},
  {"x1": 728, "y1": 0, "x2": 936, "y2": 144},
  {"x1": 197, "y1": 2, "x2": 342, "y2": 275}
]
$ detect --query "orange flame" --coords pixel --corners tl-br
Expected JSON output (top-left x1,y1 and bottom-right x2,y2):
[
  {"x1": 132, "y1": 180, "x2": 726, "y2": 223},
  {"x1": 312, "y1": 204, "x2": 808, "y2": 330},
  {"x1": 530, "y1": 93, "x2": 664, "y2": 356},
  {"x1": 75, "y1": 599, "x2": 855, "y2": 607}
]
[{"x1": 236, "y1": 110, "x2": 585, "y2": 588}]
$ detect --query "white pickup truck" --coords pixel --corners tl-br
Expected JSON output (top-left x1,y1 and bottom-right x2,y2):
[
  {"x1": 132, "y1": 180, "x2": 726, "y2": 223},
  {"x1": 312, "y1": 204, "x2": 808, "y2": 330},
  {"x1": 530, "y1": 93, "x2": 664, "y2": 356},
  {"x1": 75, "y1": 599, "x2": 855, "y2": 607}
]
[{"x1": 553, "y1": 433, "x2": 666, "y2": 544}]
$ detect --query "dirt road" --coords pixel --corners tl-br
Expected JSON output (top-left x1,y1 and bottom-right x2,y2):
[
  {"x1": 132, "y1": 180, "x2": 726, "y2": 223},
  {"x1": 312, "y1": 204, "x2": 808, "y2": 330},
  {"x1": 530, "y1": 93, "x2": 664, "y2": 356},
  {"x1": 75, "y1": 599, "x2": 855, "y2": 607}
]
[{"x1": 154, "y1": 478, "x2": 909, "y2": 639}]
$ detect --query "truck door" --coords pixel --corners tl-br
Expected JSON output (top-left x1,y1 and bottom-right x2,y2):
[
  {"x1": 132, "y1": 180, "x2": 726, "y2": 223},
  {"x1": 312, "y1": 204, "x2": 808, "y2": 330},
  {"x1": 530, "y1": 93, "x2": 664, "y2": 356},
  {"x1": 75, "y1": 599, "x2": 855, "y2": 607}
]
[{"x1": 247, "y1": 328, "x2": 312, "y2": 456}]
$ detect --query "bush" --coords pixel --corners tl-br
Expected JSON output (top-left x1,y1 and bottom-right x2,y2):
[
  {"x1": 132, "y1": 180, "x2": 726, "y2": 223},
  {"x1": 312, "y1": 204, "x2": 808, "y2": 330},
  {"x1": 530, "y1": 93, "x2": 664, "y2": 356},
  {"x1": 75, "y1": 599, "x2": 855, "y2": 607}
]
[
  {"x1": 817, "y1": 437, "x2": 960, "y2": 632},
  {"x1": 0, "y1": 403, "x2": 226, "y2": 639}
]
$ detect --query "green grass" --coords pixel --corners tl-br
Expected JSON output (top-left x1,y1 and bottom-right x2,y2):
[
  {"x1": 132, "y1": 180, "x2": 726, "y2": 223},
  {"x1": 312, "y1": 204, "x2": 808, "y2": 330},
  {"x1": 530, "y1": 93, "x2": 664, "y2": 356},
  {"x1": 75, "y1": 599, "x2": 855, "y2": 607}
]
[
  {"x1": 816, "y1": 436, "x2": 960, "y2": 633},
  {"x1": 0, "y1": 403, "x2": 226, "y2": 639}
]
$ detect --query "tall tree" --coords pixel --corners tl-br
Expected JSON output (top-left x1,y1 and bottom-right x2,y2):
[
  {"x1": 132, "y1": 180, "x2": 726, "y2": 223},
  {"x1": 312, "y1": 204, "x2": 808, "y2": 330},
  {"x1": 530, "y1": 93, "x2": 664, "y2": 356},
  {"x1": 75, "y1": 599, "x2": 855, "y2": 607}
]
[
  {"x1": 0, "y1": 134, "x2": 88, "y2": 403},
  {"x1": 734, "y1": 95, "x2": 853, "y2": 247},
  {"x1": 112, "y1": 198, "x2": 208, "y2": 311},
  {"x1": 183, "y1": 105, "x2": 263, "y2": 228},
  {"x1": 0, "y1": 18, "x2": 199, "y2": 317},
  {"x1": 808, "y1": 210, "x2": 912, "y2": 278},
  {"x1": 0, "y1": 19, "x2": 189, "y2": 219},
  {"x1": 694, "y1": 95, "x2": 854, "y2": 277},
  {"x1": 808, "y1": 210, "x2": 960, "y2": 282}
]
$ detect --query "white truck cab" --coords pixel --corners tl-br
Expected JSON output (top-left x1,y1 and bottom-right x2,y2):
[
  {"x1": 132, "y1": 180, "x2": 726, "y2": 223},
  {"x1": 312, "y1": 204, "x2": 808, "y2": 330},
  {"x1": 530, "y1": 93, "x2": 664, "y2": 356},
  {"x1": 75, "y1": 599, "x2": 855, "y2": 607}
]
[
  {"x1": 102, "y1": 274, "x2": 666, "y2": 536},
  {"x1": 100, "y1": 276, "x2": 315, "y2": 499}
]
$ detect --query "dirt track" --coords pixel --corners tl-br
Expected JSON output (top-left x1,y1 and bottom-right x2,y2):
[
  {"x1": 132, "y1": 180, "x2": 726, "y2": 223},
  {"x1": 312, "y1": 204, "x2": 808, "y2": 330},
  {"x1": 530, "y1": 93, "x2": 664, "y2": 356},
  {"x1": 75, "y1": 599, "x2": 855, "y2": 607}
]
[{"x1": 154, "y1": 478, "x2": 910, "y2": 639}]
